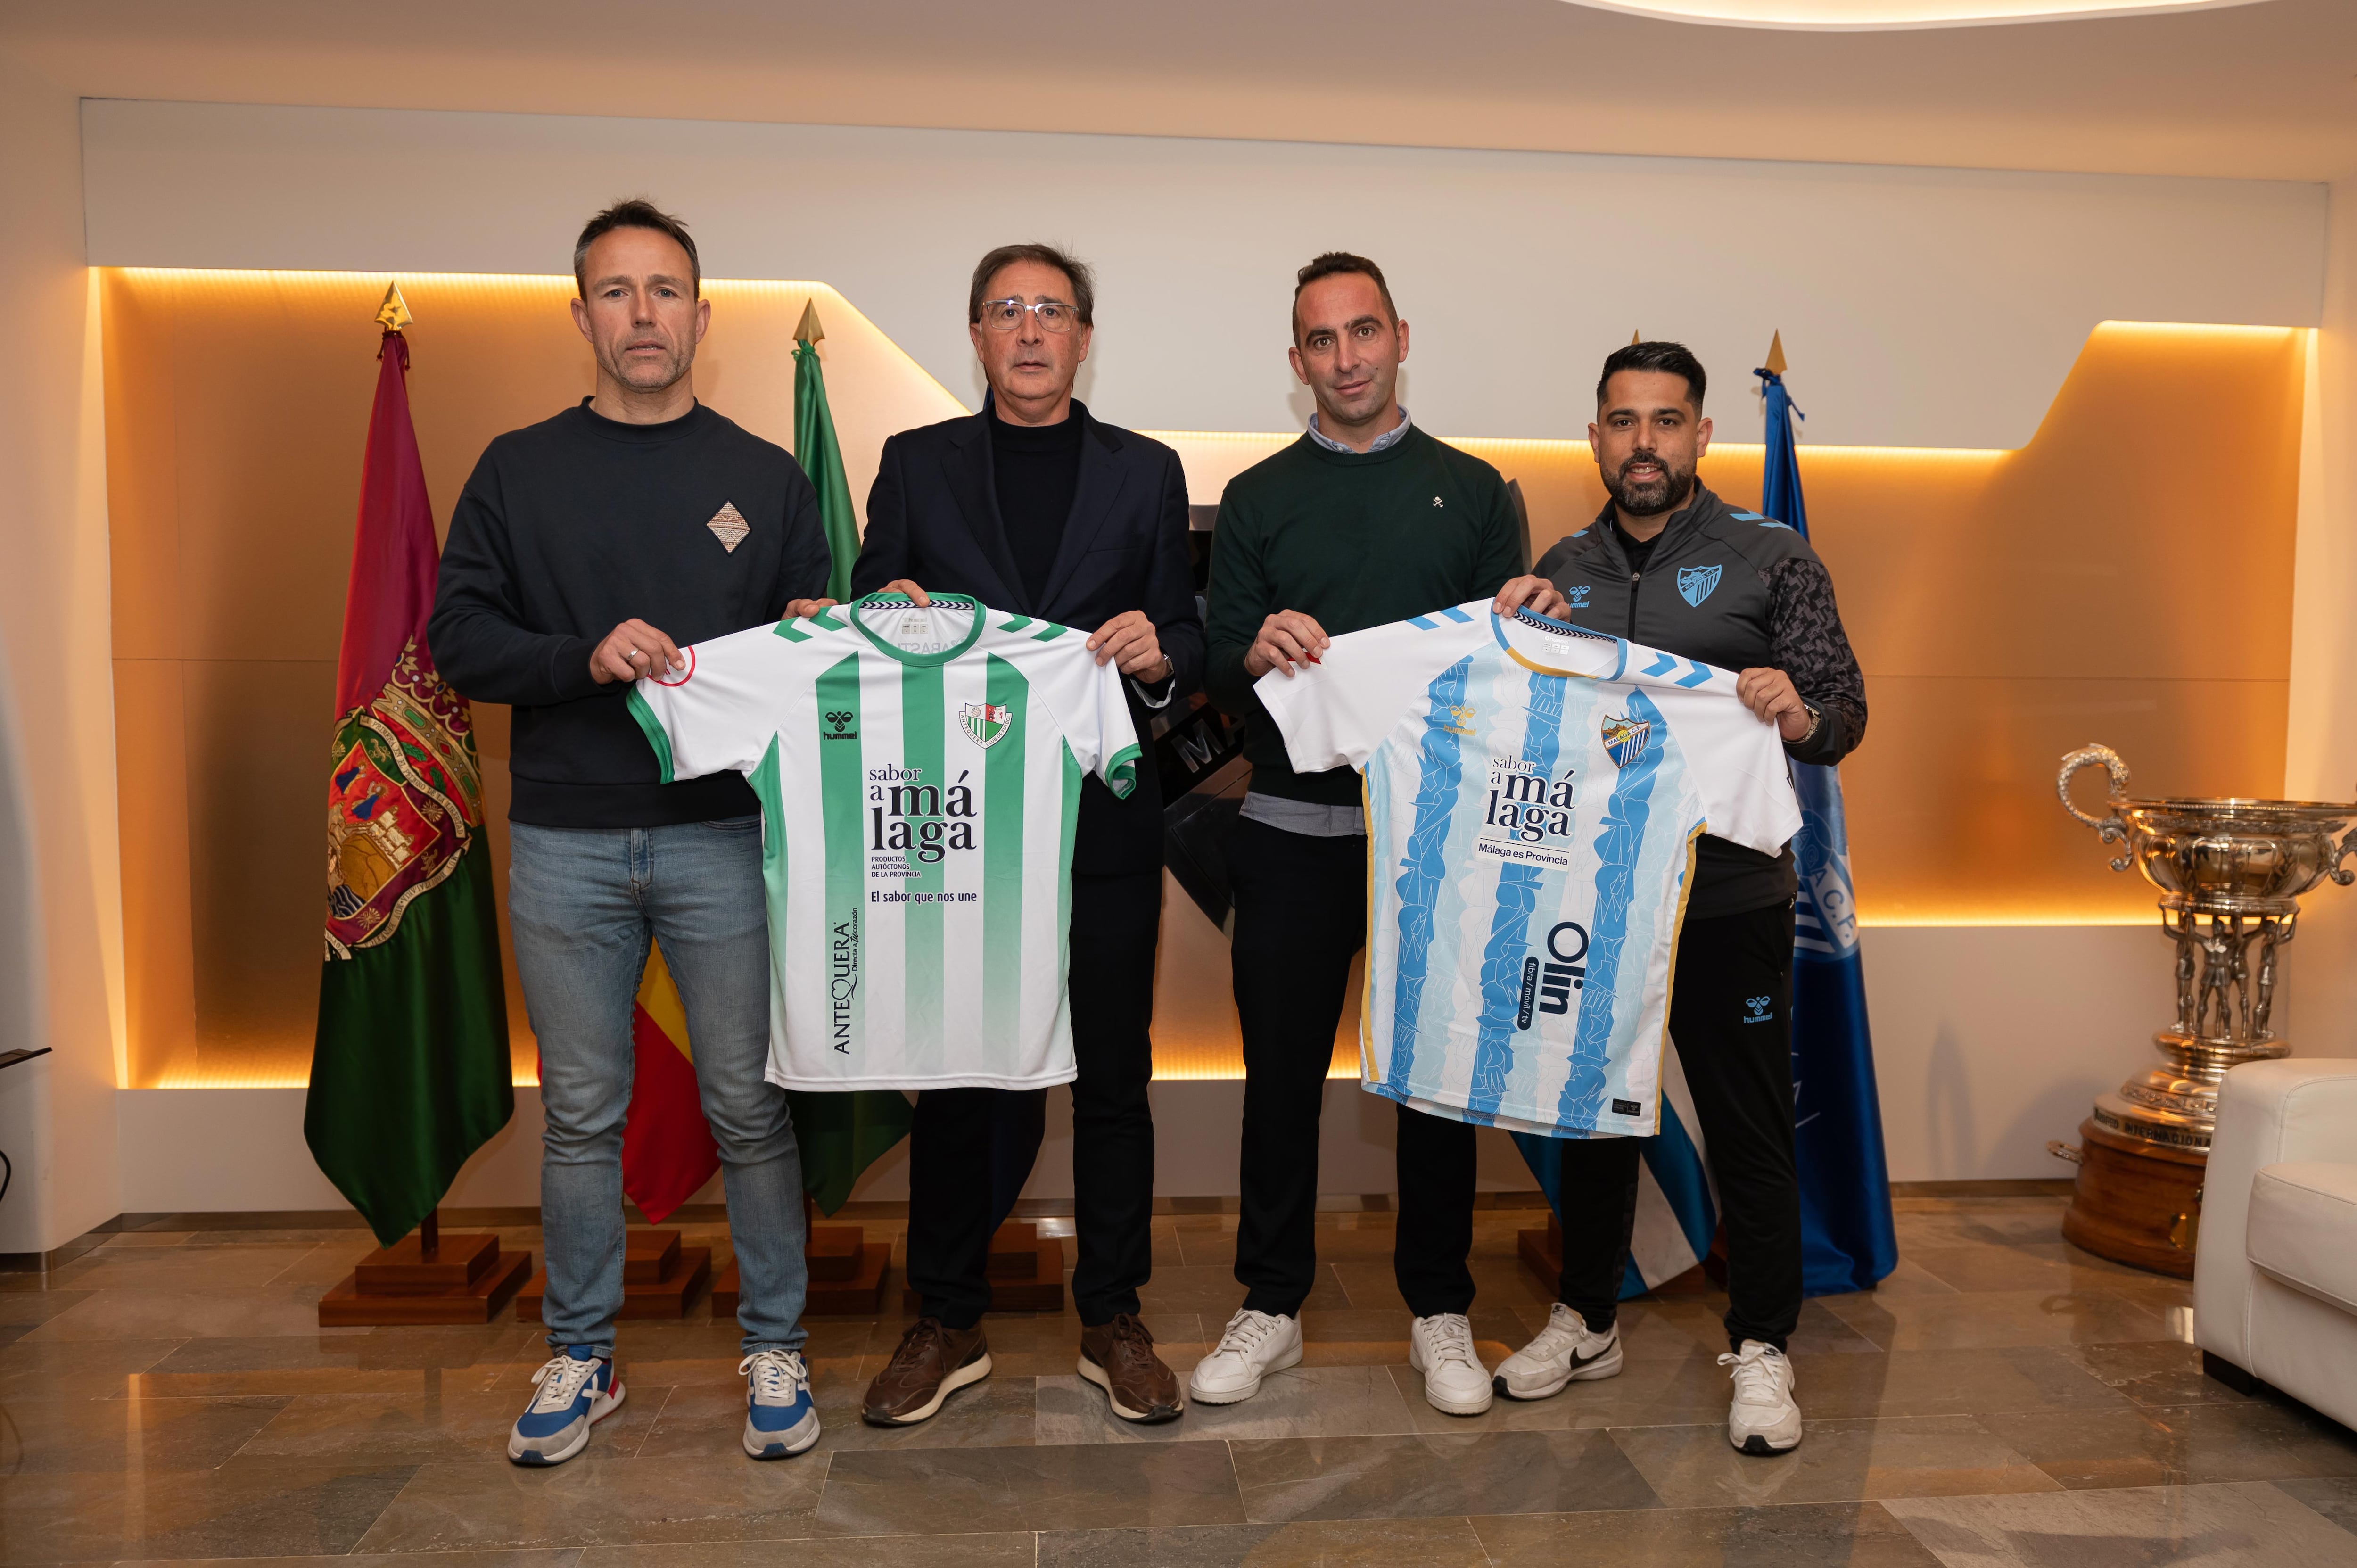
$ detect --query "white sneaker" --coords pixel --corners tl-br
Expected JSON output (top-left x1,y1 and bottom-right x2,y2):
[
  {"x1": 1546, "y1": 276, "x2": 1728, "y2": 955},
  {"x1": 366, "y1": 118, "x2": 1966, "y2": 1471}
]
[
  {"x1": 1493, "y1": 1303, "x2": 1623, "y2": 1401},
  {"x1": 1187, "y1": 1309, "x2": 1302, "y2": 1405},
  {"x1": 1719, "y1": 1340, "x2": 1803, "y2": 1454},
  {"x1": 1407, "y1": 1313, "x2": 1493, "y2": 1416}
]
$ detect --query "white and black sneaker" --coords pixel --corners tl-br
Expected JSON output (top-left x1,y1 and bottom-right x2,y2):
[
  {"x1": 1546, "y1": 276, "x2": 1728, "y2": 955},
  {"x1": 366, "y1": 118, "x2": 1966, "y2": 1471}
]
[
  {"x1": 1187, "y1": 1309, "x2": 1302, "y2": 1405},
  {"x1": 1719, "y1": 1339, "x2": 1803, "y2": 1454},
  {"x1": 1407, "y1": 1313, "x2": 1493, "y2": 1416},
  {"x1": 1494, "y1": 1303, "x2": 1623, "y2": 1400}
]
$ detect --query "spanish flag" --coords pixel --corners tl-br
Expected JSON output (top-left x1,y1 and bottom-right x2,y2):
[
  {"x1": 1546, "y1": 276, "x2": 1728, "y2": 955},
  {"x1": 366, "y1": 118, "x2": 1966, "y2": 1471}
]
[{"x1": 621, "y1": 947, "x2": 916, "y2": 1221}]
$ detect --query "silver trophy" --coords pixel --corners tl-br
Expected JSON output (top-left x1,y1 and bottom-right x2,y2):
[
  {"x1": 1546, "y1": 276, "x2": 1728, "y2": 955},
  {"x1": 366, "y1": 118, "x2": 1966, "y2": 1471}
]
[{"x1": 2058, "y1": 744, "x2": 2357, "y2": 1152}]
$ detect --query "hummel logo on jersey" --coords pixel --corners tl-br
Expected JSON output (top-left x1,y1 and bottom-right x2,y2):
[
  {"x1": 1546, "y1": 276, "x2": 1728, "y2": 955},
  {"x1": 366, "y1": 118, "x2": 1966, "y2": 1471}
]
[
  {"x1": 1433, "y1": 496, "x2": 1444, "y2": 507},
  {"x1": 1601, "y1": 715, "x2": 1652, "y2": 768},
  {"x1": 1743, "y1": 995, "x2": 1772, "y2": 1023},
  {"x1": 1677, "y1": 564, "x2": 1722, "y2": 607},
  {"x1": 822, "y1": 710, "x2": 858, "y2": 741},
  {"x1": 1564, "y1": 586, "x2": 1592, "y2": 608},
  {"x1": 1442, "y1": 704, "x2": 1476, "y2": 736},
  {"x1": 958, "y1": 702, "x2": 1012, "y2": 749},
  {"x1": 707, "y1": 502, "x2": 751, "y2": 553}
]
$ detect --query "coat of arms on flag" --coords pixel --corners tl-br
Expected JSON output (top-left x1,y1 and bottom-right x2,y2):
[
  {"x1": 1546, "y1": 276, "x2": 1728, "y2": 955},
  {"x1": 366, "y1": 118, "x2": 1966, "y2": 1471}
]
[
  {"x1": 959, "y1": 701, "x2": 1013, "y2": 749},
  {"x1": 1601, "y1": 714, "x2": 1652, "y2": 768}
]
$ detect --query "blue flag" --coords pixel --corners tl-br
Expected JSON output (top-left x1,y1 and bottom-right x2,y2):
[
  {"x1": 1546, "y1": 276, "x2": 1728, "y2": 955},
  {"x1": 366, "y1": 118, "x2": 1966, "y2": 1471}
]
[{"x1": 1759, "y1": 364, "x2": 1900, "y2": 1295}]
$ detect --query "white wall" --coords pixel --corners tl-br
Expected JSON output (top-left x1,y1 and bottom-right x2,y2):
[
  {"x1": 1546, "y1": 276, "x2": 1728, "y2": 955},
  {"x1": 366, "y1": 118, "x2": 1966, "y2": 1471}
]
[
  {"x1": 0, "y1": 60, "x2": 124, "y2": 1254},
  {"x1": 80, "y1": 100, "x2": 2325, "y2": 452},
  {"x1": 115, "y1": 921, "x2": 2175, "y2": 1217},
  {"x1": 55, "y1": 98, "x2": 2355, "y2": 1231},
  {"x1": 2280, "y1": 180, "x2": 2357, "y2": 1062}
]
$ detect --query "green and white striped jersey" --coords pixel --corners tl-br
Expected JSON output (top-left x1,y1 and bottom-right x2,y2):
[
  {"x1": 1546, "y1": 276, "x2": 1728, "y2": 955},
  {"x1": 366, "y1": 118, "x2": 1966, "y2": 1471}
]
[{"x1": 626, "y1": 594, "x2": 1142, "y2": 1091}]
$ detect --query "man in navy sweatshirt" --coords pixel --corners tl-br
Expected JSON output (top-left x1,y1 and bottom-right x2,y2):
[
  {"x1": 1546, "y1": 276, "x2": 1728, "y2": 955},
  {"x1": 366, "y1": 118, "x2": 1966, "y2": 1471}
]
[{"x1": 429, "y1": 200, "x2": 834, "y2": 1468}]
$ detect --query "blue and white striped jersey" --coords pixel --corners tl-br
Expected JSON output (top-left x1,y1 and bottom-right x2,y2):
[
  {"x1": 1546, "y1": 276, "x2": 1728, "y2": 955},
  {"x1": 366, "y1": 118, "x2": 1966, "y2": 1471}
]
[{"x1": 1255, "y1": 601, "x2": 1801, "y2": 1139}]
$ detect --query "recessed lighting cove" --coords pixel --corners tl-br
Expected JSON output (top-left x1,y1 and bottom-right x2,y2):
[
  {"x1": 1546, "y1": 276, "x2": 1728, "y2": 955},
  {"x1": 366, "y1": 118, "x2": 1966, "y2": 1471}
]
[{"x1": 1558, "y1": 0, "x2": 2271, "y2": 30}]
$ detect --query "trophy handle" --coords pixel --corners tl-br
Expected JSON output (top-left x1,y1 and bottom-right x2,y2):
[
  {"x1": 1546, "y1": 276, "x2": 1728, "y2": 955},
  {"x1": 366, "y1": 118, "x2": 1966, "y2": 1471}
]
[
  {"x1": 2057, "y1": 743, "x2": 2134, "y2": 871},
  {"x1": 2332, "y1": 822, "x2": 2357, "y2": 887}
]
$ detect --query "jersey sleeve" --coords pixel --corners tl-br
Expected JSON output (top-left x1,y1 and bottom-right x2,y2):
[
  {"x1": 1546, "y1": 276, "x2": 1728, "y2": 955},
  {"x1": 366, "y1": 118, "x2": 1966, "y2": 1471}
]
[
  {"x1": 1253, "y1": 603, "x2": 1492, "y2": 772},
  {"x1": 624, "y1": 625, "x2": 789, "y2": 783},
  {"x1": 1649, "y1": 684, "x2": 1804, "y2": 856},
  {"x1": 1012, "y1": 630, "x2": 1145, "y2": 799}
]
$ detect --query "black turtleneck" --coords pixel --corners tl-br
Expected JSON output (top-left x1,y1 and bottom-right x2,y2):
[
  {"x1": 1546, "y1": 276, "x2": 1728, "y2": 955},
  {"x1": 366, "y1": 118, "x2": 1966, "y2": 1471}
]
[{"x1": 991, "y1": 411, "x2": 1084, "y2": 607}]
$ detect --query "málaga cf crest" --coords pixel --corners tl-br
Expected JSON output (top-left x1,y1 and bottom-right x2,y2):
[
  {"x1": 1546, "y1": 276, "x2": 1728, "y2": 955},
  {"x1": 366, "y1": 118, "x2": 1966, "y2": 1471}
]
[
  {"x1": 959, "y1": 701, "x2": 1013, "y2": 749},
  {"x1": 1677, "y1": 564, "x2": 1722, "y2": 607},
  {"x1": 1601, "y1": 714, "x2": 1652, "y2": 768}
]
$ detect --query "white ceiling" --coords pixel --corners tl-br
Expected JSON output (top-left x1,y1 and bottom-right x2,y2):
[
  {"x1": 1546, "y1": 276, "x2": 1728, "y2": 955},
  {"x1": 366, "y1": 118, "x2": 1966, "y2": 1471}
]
[{"x1": 4, "y1": 0, "x2": 2354, "y2": 182}]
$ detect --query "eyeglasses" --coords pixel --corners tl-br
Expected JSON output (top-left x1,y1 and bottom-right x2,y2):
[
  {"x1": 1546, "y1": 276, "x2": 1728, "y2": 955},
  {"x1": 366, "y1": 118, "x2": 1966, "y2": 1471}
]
[{"x1": 977, "y1": 297, "x2": 1080, "y2": 334}]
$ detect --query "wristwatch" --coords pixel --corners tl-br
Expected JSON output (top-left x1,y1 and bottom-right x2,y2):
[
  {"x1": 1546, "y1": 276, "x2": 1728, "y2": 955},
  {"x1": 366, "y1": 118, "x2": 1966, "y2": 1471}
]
[{"x1": 1795, "y1": 701, "x2": 1822, "y2": 746}]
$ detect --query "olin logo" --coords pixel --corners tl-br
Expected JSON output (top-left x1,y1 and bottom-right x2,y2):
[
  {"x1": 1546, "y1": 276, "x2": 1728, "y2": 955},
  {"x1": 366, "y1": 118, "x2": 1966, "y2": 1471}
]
[{"x1": 1518, "y1": 921, "x2": 1591, "y2": 1030}]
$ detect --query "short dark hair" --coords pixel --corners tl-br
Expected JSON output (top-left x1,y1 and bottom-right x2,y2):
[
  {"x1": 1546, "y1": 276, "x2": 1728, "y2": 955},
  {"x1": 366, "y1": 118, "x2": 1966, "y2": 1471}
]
[
  {"x1": 969, "y1": 243, "x2": 1096, "y2": 327},
  {"x1": 573, "y1": 198, "x2": 701, "y2": 297},
  {"x1": 1293, "y1": 252, "x2": 1397, "y2": 338},
  {"x1": 1597, "y1": 340, "x2": 1707, "y2": 411}
]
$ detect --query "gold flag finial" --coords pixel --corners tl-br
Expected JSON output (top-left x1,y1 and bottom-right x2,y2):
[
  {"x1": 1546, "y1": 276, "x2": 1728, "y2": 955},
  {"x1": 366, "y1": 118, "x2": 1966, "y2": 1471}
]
[
  {"x1": 374, "y1": 282, "x2": 412, "y2": 334},
  {"x1": 1764, "y1": 329, "x2": 1788, "y2": 377},
  {"x1": 1631, "y1": 328, "x2": 1642, "y2": 345},
  {"x1": 795, "y1": 298, "x2": 825, "y2": 345}
]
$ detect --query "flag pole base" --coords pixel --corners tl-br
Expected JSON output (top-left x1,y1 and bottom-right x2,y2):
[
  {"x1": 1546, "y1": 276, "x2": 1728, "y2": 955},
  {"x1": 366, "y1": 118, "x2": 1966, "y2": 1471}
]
[
  {"x1": 319, "y1": 1228, "x2": 532, "y2": 1327},
  {"x1": 714, "y1": 1222, "x2": 890, "y2": 1318},
  {"x1": 516, "y1": 1230, "x2": 712, "y2": 1321},
  {"x1": 899, "y1": 1221, "x2": 1064, "y2": 1315}
]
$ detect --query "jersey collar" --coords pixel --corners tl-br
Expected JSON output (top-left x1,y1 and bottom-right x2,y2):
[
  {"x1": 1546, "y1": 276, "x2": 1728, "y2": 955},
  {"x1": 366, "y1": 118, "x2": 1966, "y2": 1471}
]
[
  {"x1": 1491, "y1": 603, "x2": 1628, "y2": 682},
  {"x1": 847, "y1": 592, "x2": 989, "y2": 667}
]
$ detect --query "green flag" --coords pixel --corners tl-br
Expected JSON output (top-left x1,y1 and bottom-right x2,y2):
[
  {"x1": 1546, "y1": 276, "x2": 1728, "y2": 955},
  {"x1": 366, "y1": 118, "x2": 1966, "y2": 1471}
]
[
  {"x1": 788, "y1": 298, "x2": 913, "y2": 1212},
  {"x1": 794, "y1": 301, "x2": 861, "y2": 603},
  {"x1": 307, "y1": 295, "x2": 513, "y2": 1248}
]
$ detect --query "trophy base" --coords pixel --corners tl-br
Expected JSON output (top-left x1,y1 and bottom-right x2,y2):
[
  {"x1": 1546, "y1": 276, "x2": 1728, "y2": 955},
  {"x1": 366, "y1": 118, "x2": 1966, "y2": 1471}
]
[
  {"x1": 2060, "y1": 1118, "x2": 2206, "y2": 1279},
  {"x1": 2089, "y1": 1032, "x2": 2291, "y2": 1155}
]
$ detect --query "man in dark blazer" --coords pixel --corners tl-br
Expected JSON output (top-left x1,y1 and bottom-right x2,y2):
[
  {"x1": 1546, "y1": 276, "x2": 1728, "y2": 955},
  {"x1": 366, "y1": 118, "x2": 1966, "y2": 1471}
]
[{"x1": 849, "y1": 243, "x2": 1203, "y2": 1428}]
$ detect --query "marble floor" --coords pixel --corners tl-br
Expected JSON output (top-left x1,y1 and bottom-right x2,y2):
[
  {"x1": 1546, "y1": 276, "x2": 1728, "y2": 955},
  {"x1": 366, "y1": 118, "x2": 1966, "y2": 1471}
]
[{"x1": 3, "y1": 1191, "x2": 2356, "y2": 1566}]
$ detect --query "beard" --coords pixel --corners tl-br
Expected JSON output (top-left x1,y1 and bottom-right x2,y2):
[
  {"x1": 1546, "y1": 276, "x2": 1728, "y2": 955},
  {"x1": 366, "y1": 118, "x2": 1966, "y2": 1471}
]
[{"x1": 1603, "y1": 452, "x2": 1695, "y2": 517}]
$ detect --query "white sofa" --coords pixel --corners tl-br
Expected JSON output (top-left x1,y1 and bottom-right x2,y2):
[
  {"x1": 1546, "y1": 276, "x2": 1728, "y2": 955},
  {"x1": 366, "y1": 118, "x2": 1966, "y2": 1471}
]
[{"x1": 2195, "y1": 1057, "x2": 2357, "y2": 1430}]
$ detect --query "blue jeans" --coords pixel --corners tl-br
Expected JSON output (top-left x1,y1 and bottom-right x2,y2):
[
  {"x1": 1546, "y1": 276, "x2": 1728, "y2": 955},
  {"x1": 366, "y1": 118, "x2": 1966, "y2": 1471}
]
[{"x1": 508, "y1": 817, "x2": 808, "y2": 1357}]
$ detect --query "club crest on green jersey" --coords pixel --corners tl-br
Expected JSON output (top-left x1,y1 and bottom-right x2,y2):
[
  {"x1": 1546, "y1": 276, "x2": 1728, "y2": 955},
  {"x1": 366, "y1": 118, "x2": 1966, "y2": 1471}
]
[
  {"x1": 1601, "y1": 715, "x2": 1652, "y2": 768},
  {"x1": 959, "y1": 701, "x2": 1013, "y2": 749}
]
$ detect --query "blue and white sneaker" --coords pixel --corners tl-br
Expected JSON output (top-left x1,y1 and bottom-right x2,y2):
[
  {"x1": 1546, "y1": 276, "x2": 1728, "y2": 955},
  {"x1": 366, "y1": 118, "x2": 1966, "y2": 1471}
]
[
  {"x1": 739, "y1": 1348, "x2": 820, "y2": 1459},
  {"x1": 507, "y1": 1345, "x2": 625, "y2": 1465}
]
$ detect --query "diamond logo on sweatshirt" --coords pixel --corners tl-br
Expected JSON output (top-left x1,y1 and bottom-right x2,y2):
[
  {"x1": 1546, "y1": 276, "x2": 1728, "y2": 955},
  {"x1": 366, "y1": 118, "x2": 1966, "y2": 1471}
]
[{"x1": 707, "y1": 503, "x2": 750, "y2": 553}]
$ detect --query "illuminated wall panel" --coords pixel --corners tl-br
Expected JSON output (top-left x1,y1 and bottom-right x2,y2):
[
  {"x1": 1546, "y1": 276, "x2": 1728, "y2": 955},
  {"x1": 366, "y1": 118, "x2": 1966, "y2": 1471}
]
[{"x1": 102, "y1": 272, "x2": 2303, "y2": 1086}]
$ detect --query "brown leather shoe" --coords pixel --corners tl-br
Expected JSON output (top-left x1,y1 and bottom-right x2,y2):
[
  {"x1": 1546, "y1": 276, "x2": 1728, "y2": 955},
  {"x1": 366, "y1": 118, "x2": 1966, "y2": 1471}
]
[
  {"x1": 1079, "y1": 1313, "x2": 1184, "y2": 1423},
  {"x1": 861, "y1": 1318, "x2": 992, "y2": 1427}
]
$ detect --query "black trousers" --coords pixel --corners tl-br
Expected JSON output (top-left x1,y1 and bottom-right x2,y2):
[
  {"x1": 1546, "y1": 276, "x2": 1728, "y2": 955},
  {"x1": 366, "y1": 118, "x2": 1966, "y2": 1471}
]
[
  {"x1": 1550, "y1": 899, "x2": 1803, "y2": 1352},
  {"x1": 1228, "y1": 817, "x2": 1370, "y2": 1316},
  {"x1": 906, "y1": 869, "x2": 1162, "y2": 1329},
  {"x1": 1228, "y1": 817, "x2": 1545, "y2": 1319}
]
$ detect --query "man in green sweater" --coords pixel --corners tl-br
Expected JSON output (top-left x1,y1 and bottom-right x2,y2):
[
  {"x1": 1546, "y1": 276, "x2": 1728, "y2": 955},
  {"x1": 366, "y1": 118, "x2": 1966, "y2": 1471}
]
[{"x1": 1190, "y1": 253, "x2": 1524, "y2": 1414}]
